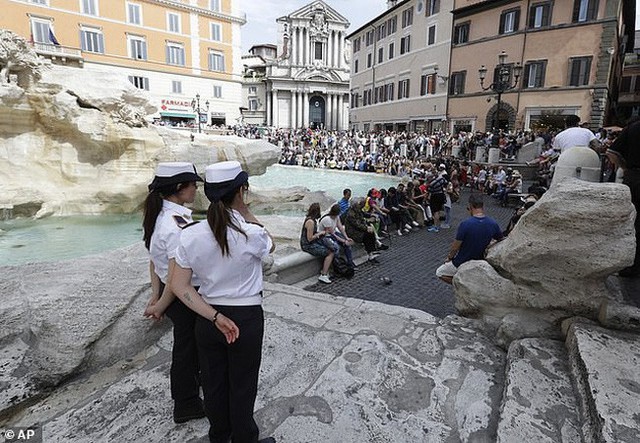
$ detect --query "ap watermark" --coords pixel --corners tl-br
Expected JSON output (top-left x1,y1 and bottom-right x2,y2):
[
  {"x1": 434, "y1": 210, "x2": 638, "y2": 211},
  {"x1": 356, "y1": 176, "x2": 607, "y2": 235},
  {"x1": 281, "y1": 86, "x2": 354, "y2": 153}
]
[{"x1": 1, "y1": 427, "x2": 42, "y2": 442}]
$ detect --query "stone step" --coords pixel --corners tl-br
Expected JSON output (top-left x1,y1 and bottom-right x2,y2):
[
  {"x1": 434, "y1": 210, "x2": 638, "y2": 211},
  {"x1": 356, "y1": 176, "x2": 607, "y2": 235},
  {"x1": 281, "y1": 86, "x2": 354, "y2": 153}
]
[
  {"x1": 565, "y1": 322, "x2": 640, "y2": 443},
  {"x1": 496, "y1": 338, "x2": 582, "y2": 443}
]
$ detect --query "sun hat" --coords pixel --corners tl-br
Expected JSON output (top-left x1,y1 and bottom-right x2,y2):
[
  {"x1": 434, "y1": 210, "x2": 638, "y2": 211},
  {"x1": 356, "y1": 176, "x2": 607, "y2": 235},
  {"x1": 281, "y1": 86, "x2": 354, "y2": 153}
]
[
  {"x1": 148, "y1": 162, "x2": 203, "y2": 191},
  {"x1": 204, "y1": 161, "x2": 249, "y2": 202}
]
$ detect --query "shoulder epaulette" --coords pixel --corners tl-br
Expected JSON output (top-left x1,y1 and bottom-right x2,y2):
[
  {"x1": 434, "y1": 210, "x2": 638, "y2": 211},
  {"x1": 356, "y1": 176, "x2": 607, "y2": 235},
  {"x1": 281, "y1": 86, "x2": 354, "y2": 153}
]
[
  {"x1": 172, "y1": 215, "x2": 190, "y2": 228},
  {"x1": 181, "y1": 221, "x2": 200, "y2": 229}
]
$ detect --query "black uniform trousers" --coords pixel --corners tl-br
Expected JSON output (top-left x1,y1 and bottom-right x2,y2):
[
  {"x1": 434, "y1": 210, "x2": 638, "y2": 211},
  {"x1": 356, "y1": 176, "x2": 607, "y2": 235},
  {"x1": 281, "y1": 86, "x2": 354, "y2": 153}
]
[
  {"x1": 160, "y1": 281, "x2": 201, "y2": 404},
  {"x1": 624, "y1": 169, "x2": 640, "y2": 271},
  {"x1": 196, "y1": 304, "x2": 264, "y2": 443}
]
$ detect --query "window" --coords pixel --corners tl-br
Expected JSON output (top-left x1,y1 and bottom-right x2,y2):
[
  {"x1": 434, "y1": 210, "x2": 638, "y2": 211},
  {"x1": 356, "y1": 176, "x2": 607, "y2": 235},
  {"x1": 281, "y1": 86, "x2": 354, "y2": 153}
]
[
  {"x1": 529, "y1": 2, "x2": 552, "y2": 28},
  {"x1": 314, "y1": 42, "x2": 323, "y2": 60},
  {"x1": 168, "y1": 13, "x2": 181, "y2": 33},
  {"x1": 81, "y1": 0, "x2": 98, "y2": 16},
  {"x1": 387, "y1": 16, "x2": 397, "y2": 34},
  {"x1": 211, "y1": 23, "x2": 221, "y2": 41},
  {"x1": 454, "y1": 22, "x2": 469, "y2": 44},
  {"x1": 523, "y1": 60, "x2": 547, "y2": 88},
  {"x1": 166, "y1": 43, "x2": 185, "y2": 66},
  {"x1": 400, "y1": 35, "x2": 411, "y2": 54},
  {"x1": 354, "y1": 59, "x2": 359, "y2": 73},
  {"x1": 426, "y1": 0, "x2": 440, "y2": 16},
  {"x1": 620, "y1": 76, "x2": 640, "y2": 93},
  {"x1": 353, "y1": 37, "x2": 361, "y2": 52},
  {"x1": 30, "y1": 0, "x2": 47, "y2": 4},
  {"x1": 420, "y1": 73, "x2": 437, "y2": 95},
  {"x1": 210, "y1": 0, "x2": 220, "y2": 12},
  {"x1": 127, "y1": 3, "x2": 141, "y2": 25},
  {"x1": 499, "y1": 8, "x2": 520, "y2": 34},
  {"x1": 172, "y1": 80, "x2": 182, "y2": 94},
  {"x1": 398, "y1": 79, "x2": 410, "y2": 99},
  {"x1": 80, "y1": 27, "x2": 104, "y2": 53},
  {"x1": 569, "y1": 56, "x2": 592, "y2": 86},
  {"x1": 248, "y1": 86, "x2": 257, "y2": 95},
  {"x1": 248, "y1": 98, "x2": 259, "y2": 111},
  {"x1": 376, "y1": 23, "x2": 386, "y2": 41},
  {"x1": 365, "y1": 30, "x2": 374, "y2": 46},
  {"x1": 208, "y1": 51, "x2": 225, "y2": 71},
  {"x1": 378, "y1": 47, "x2": 384, "y2": 63},
  {"x1": 401, "y1": 7, "x2": 413, "y2": 28},
  {"x1": 572, "y1": 0, "x2": 598, "y2": 22},
  {"x1": 449, "y1": 71, "x2": 466, "y2": 95},
  {"x1": 427, "y1": 25, "x2": 436, "y2": 45},
  {"x1": 128, "y1": 75, "x2": 149, "y2": 90},
  {"x1": 388, "y1": 42, "x2": 394, "y2": 59},
  {"x1": 128, "y1": 35, "x2": 147, "y2": 60},
  {"x1": 386, "y1": 83, "x2": 394, "y2": 101},
  {"x1": 213, "y1": 85, "x2": 222, "y2": 98},
  {"x1": 367, "y1": 53, "x2": 372, "y2": 68},
  {"x1": 31, "y1": 19, "x2": 51, "y2": 43}
]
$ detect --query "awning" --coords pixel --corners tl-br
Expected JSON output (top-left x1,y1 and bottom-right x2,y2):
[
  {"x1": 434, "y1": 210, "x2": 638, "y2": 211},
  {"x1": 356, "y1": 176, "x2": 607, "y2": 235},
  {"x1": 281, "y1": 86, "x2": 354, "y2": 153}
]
[{"x1": 160, "y1": 112, "x2": 196, "y2": 119}]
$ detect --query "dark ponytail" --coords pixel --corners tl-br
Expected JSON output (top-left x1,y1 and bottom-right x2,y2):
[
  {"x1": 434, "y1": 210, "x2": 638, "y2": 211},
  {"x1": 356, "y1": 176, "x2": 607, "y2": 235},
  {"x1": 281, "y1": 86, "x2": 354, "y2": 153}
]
[
  {"x1": 206, "y1": 186, "x2": 247, "y2": 256},
  {"x1": 142, "y1": 183, "x2": 181, "y2": 250}
]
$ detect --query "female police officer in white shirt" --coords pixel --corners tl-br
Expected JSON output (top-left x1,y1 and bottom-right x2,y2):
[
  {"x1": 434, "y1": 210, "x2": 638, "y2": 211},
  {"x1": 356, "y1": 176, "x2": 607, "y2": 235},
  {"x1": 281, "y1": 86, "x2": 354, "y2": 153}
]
[
  {"x1": 171, "y1": 161, "x2": 276, "y2": 443},
  {"x1": 142, "y1": 162, "x2": 205, "y2": 424}
]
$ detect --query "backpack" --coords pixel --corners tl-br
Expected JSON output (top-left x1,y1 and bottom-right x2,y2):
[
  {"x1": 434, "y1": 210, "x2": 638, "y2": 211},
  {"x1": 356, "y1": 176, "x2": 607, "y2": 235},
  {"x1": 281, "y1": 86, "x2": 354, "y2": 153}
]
[{"x1": 332, "y1": 255, "x2": 355, "y2": 279}]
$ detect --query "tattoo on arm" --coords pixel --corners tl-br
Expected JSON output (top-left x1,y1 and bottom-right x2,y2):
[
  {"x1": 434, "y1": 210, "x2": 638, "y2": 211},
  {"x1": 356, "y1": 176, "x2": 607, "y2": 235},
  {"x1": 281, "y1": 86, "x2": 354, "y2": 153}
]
[{"x1": 183, "y1": 292, "x2": 193, "y2": 304}]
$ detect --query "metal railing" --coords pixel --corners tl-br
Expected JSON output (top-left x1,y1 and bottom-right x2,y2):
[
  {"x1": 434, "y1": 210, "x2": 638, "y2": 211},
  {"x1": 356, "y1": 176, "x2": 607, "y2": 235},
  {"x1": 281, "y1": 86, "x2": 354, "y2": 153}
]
[{"x1": 33, "y1": 42, "x2": 83, "y2": 59}]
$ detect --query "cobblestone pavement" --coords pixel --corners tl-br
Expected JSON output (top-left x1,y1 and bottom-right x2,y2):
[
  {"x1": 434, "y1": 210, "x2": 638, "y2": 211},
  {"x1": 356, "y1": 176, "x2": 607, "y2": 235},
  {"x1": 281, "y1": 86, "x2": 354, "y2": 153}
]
[{"x1": 304, "y1": 188, "x2": 516, "y2": 318}]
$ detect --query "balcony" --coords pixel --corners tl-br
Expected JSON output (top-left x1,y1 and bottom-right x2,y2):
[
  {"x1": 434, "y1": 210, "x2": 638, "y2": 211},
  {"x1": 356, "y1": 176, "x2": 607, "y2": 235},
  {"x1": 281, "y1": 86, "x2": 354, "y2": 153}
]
[{"x1": 32, "y1": 42, "x2": 84, "y2": 66}]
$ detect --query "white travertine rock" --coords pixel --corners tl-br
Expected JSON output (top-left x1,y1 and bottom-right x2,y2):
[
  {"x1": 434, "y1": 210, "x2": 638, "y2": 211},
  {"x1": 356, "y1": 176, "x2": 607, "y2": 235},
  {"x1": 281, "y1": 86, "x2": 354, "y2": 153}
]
[{"x1": 497, "y1": 338, "x2": 581, "y2": 443}]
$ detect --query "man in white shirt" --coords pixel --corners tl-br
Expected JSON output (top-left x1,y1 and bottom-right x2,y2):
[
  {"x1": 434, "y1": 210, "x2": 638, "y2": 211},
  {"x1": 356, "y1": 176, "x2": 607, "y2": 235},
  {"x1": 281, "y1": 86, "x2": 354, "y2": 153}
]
[{"x1": 552, "y1": 115, "x2": 596, "y2": 153}]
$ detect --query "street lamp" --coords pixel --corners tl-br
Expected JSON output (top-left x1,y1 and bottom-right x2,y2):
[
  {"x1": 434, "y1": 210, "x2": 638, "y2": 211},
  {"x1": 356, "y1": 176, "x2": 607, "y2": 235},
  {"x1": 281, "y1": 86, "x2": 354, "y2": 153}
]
[
  {"x1": 478, "y1": 51, "x2": 522, "y2": 131},
  {"x1": 191, "y1": 93, "x2": 210, "y2": 133}
]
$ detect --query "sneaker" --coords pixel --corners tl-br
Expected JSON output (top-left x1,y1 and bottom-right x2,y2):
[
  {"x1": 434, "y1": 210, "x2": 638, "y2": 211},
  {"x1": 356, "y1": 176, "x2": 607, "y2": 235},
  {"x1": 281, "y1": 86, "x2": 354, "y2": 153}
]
[
  {"x1": 411, "y1": 221, "x2": 420, "y2": 227},
  {"x1": 397, "y1": 229, "x2": 403, "y2": 236},
  {"x1": 318, "y1": 274, "x2": 332, "y2": 284},
  {"x1": 174, "y1": 398, "x2": 206, "y2": 424},
  {"x1": 440, "y1": 224, "x2": 451, "y2": 229},
  {"x1": 427, "y1": 226, "x2": 439, "y2": 232},
  {"x1": 377, "y1": 243, "x2": 389, "y2": 250},
  {"x1": 370, "y1": 252, "x2": 381, "y2": 258},
  {"x1": 404, "y1": 223, "x2": 412, "y2": 230},
  {"x1": 403, "y1": 228, "x2": 411, "y2": 233},
  {"x1": 368, "y1": 256, "x2": 380, "y2": 264}
]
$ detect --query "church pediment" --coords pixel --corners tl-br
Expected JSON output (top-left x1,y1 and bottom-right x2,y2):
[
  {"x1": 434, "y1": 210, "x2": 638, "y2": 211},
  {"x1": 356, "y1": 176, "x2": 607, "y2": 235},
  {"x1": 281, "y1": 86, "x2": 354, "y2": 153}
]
[
  {"x1": 293, "y1": 66, "x2": 344, "y2": 83},
  {"x1": 279, "y1": 0, "x2": 350, "y2": 26}
]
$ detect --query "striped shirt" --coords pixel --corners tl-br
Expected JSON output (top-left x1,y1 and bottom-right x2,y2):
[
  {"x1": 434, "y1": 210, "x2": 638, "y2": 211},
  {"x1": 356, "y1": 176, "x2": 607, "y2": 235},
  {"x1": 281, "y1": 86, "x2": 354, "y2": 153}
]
[{"x1": 429, "y1": 176, "x2": 447, "y2": 195}]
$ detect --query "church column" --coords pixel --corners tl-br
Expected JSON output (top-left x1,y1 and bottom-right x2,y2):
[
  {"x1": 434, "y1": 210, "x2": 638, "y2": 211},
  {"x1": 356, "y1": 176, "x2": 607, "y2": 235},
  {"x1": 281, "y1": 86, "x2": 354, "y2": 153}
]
[
  {"x1": 273, "y1": 89, "x2": 279, "y2": 128},
  {"x1": 297, "y1": 92, "x2": 303, "y2": 129},
  {"x1": 337, "y1": 93, "x2": 343, "y2": 131},
  {"x1": 303, "y1": 91, "x2": 309, "y2": 127},
  {"x1": 332, "y1": 31, "x2": 337, "y2": 67},
  {"x1": 327, "y1": 31, "x2": 333, "y2": 67},
  {"x1": 295, "y1": 27, "x2": 300, "y2": 65},
  {"x1": 337, "y1": 32, "x2": 343, "y2": 68},
  {"x1": 290, "y1": 91, "x2": 296, "y2": 129},
  {"x1": 327, "y1": 93, "x2": 333, "y2": 130},
  {"x1": 266, "y1": 88, "x2": 272, "y2": 126},
  {"x1": 302, "y1": 28, "x2": 308, "y2": 65}
]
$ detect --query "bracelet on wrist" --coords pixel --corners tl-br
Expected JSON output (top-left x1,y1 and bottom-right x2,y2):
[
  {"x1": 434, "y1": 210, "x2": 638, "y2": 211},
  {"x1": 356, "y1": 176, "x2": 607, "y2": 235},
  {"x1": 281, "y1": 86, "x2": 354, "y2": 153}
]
[{"x1": 212, "y1": 311, "x2": 220, "y2": 324}]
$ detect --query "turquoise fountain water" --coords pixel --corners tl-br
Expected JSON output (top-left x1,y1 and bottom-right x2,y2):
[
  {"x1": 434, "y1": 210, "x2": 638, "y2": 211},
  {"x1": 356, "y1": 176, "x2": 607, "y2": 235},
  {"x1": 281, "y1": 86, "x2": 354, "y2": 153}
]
[{"x1": 0, "y1": 166, "x2": 406, "y2": 266}]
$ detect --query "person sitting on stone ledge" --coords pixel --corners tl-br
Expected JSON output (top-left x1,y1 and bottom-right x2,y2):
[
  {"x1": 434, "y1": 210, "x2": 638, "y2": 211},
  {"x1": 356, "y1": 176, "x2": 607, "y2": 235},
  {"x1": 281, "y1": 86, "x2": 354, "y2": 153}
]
[
  {"x1": 344, "y1": 198, "x2": 383, "y2": 263},
  {"x1": 300, "y1": 203, "x2": 334, "y2": 284},
  {"x1": 385, "y1": 187, "x2": 413, "y2": 236},
  {"x1": 436, "y1": 194, "x2": 503, "y2": 284},
  {"x1": 318, "y1": 204, "x2": 356, "y2": 269}
]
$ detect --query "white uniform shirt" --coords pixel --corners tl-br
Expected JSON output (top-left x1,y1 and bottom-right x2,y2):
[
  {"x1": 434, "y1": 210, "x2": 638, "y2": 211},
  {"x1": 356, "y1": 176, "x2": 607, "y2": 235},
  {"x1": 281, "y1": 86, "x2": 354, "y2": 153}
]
[
  {"x1": 318, "y1": 215, "x2": 337, "y2": 233},
  {"x1": 149, "y1": 200, "x2": 195, "y2": 284},
  {"x1": 552, "y1": 127, "x2": 595, "y2": 152},
  {"x1": 175, "y1": 210, "x2": 272, "y2": 306}
]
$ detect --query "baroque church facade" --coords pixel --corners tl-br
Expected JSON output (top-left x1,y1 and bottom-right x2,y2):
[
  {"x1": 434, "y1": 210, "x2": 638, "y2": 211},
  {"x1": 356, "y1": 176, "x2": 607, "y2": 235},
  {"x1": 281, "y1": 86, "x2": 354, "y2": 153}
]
[{"x1": 261, "y1": 1, "x2": 351, "y2": 130}]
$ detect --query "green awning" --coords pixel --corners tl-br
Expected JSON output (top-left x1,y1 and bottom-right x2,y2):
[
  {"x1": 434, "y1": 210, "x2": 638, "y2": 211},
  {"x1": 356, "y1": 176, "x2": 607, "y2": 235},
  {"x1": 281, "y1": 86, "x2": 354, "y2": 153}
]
[{"x1": 160, "y1": 112, "x2": 196, "y2": 119}]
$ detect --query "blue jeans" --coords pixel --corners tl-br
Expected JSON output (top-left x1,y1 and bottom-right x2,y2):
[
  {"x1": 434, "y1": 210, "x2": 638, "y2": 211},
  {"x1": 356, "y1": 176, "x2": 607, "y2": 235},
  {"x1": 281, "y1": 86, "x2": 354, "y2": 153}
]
[{"x1": 332, "y1": 232, "x2": 354, "y2": 266}]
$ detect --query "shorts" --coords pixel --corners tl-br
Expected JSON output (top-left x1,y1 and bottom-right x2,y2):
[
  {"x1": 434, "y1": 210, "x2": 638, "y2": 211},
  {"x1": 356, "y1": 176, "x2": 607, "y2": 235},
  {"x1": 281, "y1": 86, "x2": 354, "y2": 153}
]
[
  {"x1": 301, "y1": 241, "x2": 331, "y2": 257},
  {"x1": 436, "y1": 261, "x2": 458, "y2": 278},
  {"x1": 430, "y1": 193, "x2": 446, "y2": 213}
]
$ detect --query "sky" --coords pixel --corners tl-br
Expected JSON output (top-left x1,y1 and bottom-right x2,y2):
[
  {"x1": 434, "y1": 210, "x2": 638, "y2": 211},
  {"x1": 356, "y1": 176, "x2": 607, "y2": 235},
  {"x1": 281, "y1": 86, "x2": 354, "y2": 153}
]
[
  {"x1": 240, "y1": 0, "x2": 387, "y2": 53},
  {"x1": 241, "y1": 0, "x2": 640, "y2": 54}
]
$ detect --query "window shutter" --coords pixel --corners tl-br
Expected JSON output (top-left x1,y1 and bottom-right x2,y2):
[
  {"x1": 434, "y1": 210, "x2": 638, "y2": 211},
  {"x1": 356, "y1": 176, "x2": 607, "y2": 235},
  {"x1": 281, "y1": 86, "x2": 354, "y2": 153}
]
[
  {"x1": 583, "y1": 58, "x2": 591, "y2": 85},
  {"x1": 528, "y1": 6, "x2": 535, "y2": 27},
  {"x1": 428, "y1": 74, "x2": 435, "y2": 94},
  {"x1": 434, "y1": 0, "x2": 440, "y2": 14},
  {"x1": 569, "y1": 59, "x2": 580, "y2": 86},
  {"x1": 523, "y1": 63, "x2": 531, "y2": 87},
  {"x1": 514, "y1": 10, "x2": 520, "y2": 31},
  {"x1": 587, "y1": 0, "x2": 598, "y2": 20},
  {"x1": 621, "y1": 76, "x2": 632, "y2": 92},
  {"x1": 398, "y1": 81, "x2": 402, "y2": 99},
  {"x1": 542, "y1": 4, "x2": 550, "y2": 26},
  {"x1": 539, "y1": 61, "x2": 546, "y2": 87},
  {"x1": 499, "y1": 12, "x2": 506, "y2": 34}
]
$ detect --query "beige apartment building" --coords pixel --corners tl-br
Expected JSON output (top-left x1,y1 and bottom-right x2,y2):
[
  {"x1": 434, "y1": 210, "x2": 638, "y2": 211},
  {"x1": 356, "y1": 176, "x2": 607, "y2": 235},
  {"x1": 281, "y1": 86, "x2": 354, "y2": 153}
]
[
  {"x1": 348, "y1": 0, "x2": 454, "y2": 133},
  {"x1": 0, "y1": 0, "x2": 246, "y2": 126},
  {"x1": 447, "y1": 0, "x2": 634, "y2": 134}
]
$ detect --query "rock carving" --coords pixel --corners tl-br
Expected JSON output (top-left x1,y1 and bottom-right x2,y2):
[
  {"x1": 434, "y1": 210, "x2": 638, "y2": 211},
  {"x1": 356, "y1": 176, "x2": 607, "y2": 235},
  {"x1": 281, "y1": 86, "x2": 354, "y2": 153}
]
[{"x1": 0, "y1": 30, "x2": 43, "y2": 89}]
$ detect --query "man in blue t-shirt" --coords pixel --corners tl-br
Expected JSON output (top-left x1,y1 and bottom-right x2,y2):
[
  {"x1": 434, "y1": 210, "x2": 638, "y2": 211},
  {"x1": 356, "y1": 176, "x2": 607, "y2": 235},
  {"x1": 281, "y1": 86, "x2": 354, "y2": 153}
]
[
  {"x1": 436, "y1": 194, "x2": 503, "y2": 284},
  {"x1": 338, "y1": 188, "x2": 352, "y2": 220}
]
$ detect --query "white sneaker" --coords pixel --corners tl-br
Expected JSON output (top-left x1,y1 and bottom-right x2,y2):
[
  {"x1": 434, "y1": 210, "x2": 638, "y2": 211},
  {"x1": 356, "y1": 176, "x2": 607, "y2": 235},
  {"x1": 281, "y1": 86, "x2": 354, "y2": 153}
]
[
  {"x1": 403, "y1": 227, "x2": 411, "y2": 233},
  {"x1": 397, "y1": 229, "x2": 403, "y2": 236},
  {"x1": 318, "y1": 274, "x2": 332, "y2": 284},
  {"x1": 412, "y1": 221, "x2": 419, "y2": 227},
  {"x1": 404, "y1": 223, "x2": 412, "y2": 230}
]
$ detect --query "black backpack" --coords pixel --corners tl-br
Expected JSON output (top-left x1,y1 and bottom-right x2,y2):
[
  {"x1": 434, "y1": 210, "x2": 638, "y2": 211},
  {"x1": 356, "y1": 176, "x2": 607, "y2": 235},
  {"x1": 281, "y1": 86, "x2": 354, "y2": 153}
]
[{"x1": 332, "y1": 255, "x2": 355, "y2": 279}]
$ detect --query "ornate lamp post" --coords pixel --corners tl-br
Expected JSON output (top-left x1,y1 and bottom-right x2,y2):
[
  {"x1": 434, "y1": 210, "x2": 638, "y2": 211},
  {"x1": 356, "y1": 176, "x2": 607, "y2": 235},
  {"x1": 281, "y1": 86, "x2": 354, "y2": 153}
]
[
  {"x1": 191, "y1": 93, "x2": 210, "y2": 133},
  {"x1": 478, "y1": 51, "x2": 522, "y2": 131}
]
